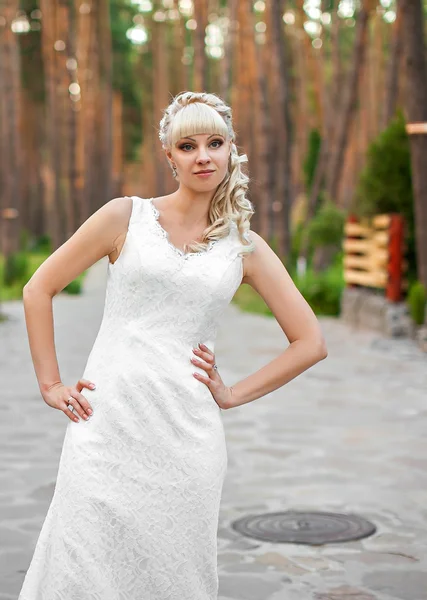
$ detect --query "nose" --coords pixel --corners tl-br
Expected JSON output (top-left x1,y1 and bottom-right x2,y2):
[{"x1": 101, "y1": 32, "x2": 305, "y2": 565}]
[{"x1": 196, "y1": 147, "x2": 211, "y2": 163}]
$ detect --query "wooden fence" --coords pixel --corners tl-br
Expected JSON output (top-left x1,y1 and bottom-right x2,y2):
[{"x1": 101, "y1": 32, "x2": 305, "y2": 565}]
[{"x1": 343, "y1": 213, "x2": 406, "y2": 302}]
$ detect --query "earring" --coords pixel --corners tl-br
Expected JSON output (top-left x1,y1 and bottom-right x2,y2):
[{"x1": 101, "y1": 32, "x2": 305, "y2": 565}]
[{"x1": 171, "y1": 163, "x2": 177, "y2": 178}]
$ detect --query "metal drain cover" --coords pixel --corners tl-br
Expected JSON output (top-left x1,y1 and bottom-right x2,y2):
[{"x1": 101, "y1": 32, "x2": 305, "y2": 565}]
[{"x1": 231, "y1": 511, "x2": 376, "y2": 545}]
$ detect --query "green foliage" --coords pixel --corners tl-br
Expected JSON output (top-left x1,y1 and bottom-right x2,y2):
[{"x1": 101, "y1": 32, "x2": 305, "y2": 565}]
[
  {"x1": 292, "y1": 255, "x2": 345, "y2": 316},
  {"x1": 290, "y1": 221, "x2": 305, "y2": 270},
  {"x1": 32, "y1": 234, "x2": 52, "y2": 254},
  {"x1": 352, "y1": 111, "x2": 416, "y2": 279},
  {"x1": 3, "y1": 252, "x2": 30, "y2": 287},
  {"x1": 407, "y1": 281, "x2": 426, "y2": 325},
  {"x1": 233, "y1": 254, "x2": 344, "y2": 318},
  {"x1": 303, "y1": 129, "x2": 322, "y2": 193},
  {"x1": 0, "y1": 251, "x2": 44, "y2": 300},
  {"x1": 306, "y1": 199, "x2": 345, "y2": 248},
  {"x1": 232, "y1": 282, "x2": 272, "y2": 317},
  {"x1": 111, "y1": 0, "x2": 140, "y2": 96},
  {"x1": 19, "y1": 228, "x2": 31, "y2": 251},
  {"x1": 267, "y1": 233, "x2": 281, "y2": 259},
  {"x1": 290, "y1": 201, "x2": 345, "y2": 274},
  {"x1": 64, "y1": 279, "x2": 83, "y2": 295},
  {"x1": 0, "y1": 251, "x2": 86, "y2": 301}
]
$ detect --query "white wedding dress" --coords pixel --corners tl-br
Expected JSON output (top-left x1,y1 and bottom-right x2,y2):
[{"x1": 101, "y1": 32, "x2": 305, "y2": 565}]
[{"x1": 18, "y1": 196, "x2": 247, "y2": 600}]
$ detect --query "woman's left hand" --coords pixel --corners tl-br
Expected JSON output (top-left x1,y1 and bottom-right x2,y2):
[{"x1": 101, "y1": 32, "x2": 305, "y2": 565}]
[{"x1": 191, "y1": 343, "x2": 233, "y2": 410}]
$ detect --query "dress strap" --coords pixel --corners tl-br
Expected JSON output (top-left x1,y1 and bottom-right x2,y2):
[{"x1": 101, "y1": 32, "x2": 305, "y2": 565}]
[{"x1": 126, "y1": 196, "x2": 146, "y2": 227}]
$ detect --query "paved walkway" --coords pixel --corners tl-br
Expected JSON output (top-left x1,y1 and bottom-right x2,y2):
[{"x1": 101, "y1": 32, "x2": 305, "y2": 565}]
[{"x1": 1, "y1": 259, "x2": 426, "y2": 600}]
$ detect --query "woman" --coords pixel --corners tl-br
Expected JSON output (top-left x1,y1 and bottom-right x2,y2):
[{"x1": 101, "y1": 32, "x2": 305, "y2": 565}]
[{"x1": 19, "y1": 91, "x2": 327, "y2": 599}]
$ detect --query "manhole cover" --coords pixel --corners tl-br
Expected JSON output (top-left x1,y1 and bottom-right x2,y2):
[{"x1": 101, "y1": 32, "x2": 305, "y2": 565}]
[{"x1": 231, "y1": 511, "x2": 376, "y2": 545}]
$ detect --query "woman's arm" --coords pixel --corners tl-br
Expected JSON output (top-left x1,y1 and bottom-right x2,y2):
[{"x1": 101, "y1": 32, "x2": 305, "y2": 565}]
[
  {"x1": 23, "y1": 196, "x2": 132, "y2": 420},
  {"x1": 228, "y1": 231, "x2": 328, "y2": 409}
]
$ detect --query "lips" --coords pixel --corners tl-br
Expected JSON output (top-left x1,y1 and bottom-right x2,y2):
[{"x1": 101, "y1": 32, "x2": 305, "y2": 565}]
[{"x1": 195, "y1": 170, "x2": 215, "y2": 174}]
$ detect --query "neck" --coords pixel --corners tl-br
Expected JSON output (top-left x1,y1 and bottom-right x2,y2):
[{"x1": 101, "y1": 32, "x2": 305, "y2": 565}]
[{"x1": 169, "y1": 187, "x2": 216, "y2": 226}]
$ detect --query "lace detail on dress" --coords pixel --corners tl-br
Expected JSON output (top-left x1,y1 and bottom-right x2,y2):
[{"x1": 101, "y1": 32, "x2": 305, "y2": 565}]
[
  {"x1": 17, "y1": 193, "x2": 245, "y2": 600},
  {"x1": 148, "y1": 197, "x2": 219, "y2": 259}
]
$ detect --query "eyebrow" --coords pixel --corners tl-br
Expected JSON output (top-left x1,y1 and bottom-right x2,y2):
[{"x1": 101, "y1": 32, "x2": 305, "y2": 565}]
[{"x1": 179, "y1": 134, "x2": 224, "y2": 142}]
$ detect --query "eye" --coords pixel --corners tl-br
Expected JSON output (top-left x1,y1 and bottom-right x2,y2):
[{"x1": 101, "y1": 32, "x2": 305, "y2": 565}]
[{"x1": 178, "y1": 139, "x2": 224, "y2": 151}]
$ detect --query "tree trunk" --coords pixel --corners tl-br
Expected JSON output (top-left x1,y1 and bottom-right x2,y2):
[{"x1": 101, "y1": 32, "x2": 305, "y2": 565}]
[
  {"x1": 236, "y1": 0, "x2": 254, "y2": 184},
  {"x1": 0, "y1": 0, "x2": 22, "y2": 258},
  {"x1": 270, "y1": 0, "x2": 292, "y2": 261},
  {"x1": 382, "y1": 9, "x2": 401, "y2": 128},
  {"x1": 57, "y1": 0, "x2": 73, "y2": 240},
  {"x1": 398, "y1": 0, "x2": 427, "y2": 291},
  {"x1": 193, "y1": 0, "x2": 208, "y2": 91},
  {"x1": 83, "y1": 0, "x2": 100, "y2": 216},
  {"x1": 325, "y1": 1, "x2": 373, "y2": 204},
  {"x1": 76, "y1": 0, "x2": 92, "y2": 223},
  {"x1": 112, "y1": 90, "x2": 124, "y2": 198},
  {"x1": 40, "y1": 0, "x2": 62, "y2": 251},
  {"x1": 69, "y1": 0, "x2": 80, "y2": 231},
  {"x1": 367, "y1": 11, "x2": 383, "y2": 141},
  {"x1": 170, "y1": 0, "x2": 187, "y2": 95},
  {"x1": 96, "y1": 0, "x2": 113, "y2": 207},
  {"x1": 151, "y1": 4, "x2": 170, "y2": 195},
  {"x1": 302, "y1": 3, "x2": 341, "y2": 235},
  {"x1": 247, "y1": 0, "x2": 273, "y2": 240},
  {"x1": 219, "y1": 0, "x2": 238, "y2": 104},
  {"x1": 292, "y1": 0, "x2": 311, "y2": 198}
]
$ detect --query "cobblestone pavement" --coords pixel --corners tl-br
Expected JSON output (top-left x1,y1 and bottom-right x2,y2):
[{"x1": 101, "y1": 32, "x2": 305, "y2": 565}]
[{"x1": 1, "y1": 259, "x2": 426, "y2": 600}]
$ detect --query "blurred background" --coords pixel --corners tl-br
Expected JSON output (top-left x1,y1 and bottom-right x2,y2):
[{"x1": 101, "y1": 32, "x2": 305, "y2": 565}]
[{"x1": 0, "y1": 0, "x2": 426, "y2": 345}]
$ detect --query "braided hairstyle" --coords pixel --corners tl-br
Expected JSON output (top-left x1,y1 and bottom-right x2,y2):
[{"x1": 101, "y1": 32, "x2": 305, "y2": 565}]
[{"x1": 158, "y1": 91, "x2": 255, "y2": 256}]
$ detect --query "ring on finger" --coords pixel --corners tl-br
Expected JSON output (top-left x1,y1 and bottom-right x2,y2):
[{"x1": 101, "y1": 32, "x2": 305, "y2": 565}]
[{"x1": 67, "y1": 396, "x2": 75, "y2": 412}]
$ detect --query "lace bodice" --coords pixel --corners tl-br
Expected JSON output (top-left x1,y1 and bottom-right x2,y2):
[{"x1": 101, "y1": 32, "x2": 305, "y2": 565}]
[
  {"x1": 147, "y1": 197, "x2": 219, "y2": 258},
  {"x1": 102, "y1": 195, "x2": 245, "y2": 348}
]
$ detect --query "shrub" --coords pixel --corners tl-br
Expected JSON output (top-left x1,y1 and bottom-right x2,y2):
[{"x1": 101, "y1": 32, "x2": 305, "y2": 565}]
[
  {"x1": 0, "y1": 251, "x2": 86, "y2": 300},
  {"x1": 290, "y1": 221, "x2": 305, "y2": 270},
  {"x1": 32, "y1": 234, "x2": 52, "y2": 254},
  {"x1": 301, "y1": 200, "x2": 346, "y2": 272},
  {"x1": 292, "y1": 256, "x2": 345, "y2": 316},
  {"x1": 303, "y1": 129, "x2": 322, "y2": 193},
  {"x1": 407, "y1": 281, "x2": 426, "y2": 325},
  {"x1": 3, "y1": 252, "x2": 30, "y2": 286},
  {"x1": 306, "y1": 200, "x2": 345, "y2": 249},
  {"x1": 64, "y1": 279, "x2": 82, "y2": 295},
  {"x1": 351, "y1": 110, "x2": 416, "y2": 281},
  {"x1": 19, "y1": 228, "x2": 31, "y2": 251},
  {"x1": 234, "y1": 254, "x2": 344, "y2": 318}
]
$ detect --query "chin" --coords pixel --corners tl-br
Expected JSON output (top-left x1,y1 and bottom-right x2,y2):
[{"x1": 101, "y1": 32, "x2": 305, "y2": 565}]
[{"x1": 187, "y1": 179, "x2": 219, "y2": 191}]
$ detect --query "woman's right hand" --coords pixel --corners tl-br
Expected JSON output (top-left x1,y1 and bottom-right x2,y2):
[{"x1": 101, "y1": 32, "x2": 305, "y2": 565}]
[{"x1": 42, "y1": 379, "x2": 95, "y2": 423}]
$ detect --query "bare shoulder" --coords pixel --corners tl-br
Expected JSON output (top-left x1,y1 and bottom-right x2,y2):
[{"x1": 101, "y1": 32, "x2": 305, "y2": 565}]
[
  {"x1": 24, "y1": 196, "x2": 133, "y2": 297},
  {"x1": 84, "y1": 195, "x2": 133, "y2": 238},
  {"x1": 82, "y1": 195, "x2": 134, "y2": 264},
  {"x1": 106, "y1": 196, "x2": 134, "y2": 263},
  {"x1": 241, "y1": 229, "x2": 277, "y2": 284},
  {"x1": 242, "y1": 228, "x2": 297, "y2": 291},
  {"x1": 103, "y1": 195, "x2": 133, "y2": 233}
]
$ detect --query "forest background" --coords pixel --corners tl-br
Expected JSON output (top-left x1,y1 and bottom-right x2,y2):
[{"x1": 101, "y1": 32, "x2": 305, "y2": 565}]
[{"x1": 1, "y1": 0, "x2": 426, "y2": 326}]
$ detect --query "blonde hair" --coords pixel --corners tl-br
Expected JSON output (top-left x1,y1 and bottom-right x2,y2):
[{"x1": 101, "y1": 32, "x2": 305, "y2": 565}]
[{"x1": 158, "y1": 91, "x2": 255, "y2": 256}]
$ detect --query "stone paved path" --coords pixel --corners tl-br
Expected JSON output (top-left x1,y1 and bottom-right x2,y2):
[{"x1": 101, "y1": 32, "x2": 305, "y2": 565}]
[{"x1": 1, "y1": 259, "x2": 426, "y2": 600}]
